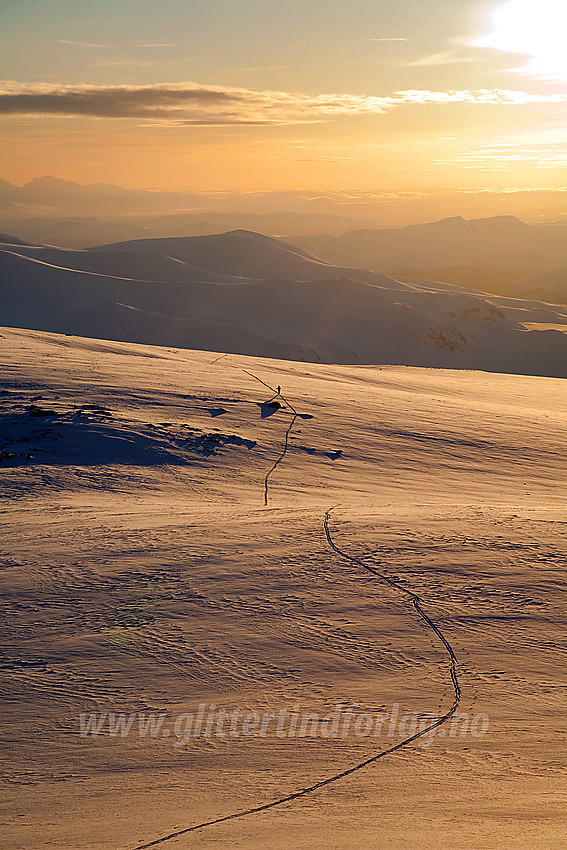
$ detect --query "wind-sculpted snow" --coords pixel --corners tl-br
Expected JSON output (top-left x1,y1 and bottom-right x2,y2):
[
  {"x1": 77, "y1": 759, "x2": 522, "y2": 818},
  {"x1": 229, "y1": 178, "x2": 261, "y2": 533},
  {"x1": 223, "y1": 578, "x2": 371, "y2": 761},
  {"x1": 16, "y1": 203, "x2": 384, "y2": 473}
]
[
  {"x1": 1, "y1": 328, "x2": 565, "y2": 849},
  {"x1": 0, "y1": 395, "x2": 258, "y2": 479},
  {"x1": 129, "y1": 507, "x2": 463, "y2": 849}
]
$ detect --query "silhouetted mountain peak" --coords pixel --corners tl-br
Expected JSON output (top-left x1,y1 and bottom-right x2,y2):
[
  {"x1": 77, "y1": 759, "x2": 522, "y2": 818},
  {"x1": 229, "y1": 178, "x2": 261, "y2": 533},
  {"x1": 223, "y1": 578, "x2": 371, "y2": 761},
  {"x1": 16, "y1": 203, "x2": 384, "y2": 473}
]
[
  {"x1": 23, "y1": 176, "x2": 80, "y2": 189},
  {"x1": 0, "y1": 177, "x2": 19, "y2": 190}
]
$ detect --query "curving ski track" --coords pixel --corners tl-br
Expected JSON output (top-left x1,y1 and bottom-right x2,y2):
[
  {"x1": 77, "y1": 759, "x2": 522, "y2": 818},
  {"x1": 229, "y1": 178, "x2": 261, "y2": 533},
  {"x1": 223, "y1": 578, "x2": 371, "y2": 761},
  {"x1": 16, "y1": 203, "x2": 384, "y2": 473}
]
[
  {"x1": 323, "y1": 508, "x2": 461, "y2": 718},
  {"x1": 262, "y1": 407, "x2": 298, "y2": 506},
  {"x1": 241, "y1": 369, "x2": 299, "y2": 506},
  {"x1": 130, "y1": 385, "x2": 462, "y2": 850},
  {"x1": 131, "y1": 525, "x2": 462, "y2": 848}
]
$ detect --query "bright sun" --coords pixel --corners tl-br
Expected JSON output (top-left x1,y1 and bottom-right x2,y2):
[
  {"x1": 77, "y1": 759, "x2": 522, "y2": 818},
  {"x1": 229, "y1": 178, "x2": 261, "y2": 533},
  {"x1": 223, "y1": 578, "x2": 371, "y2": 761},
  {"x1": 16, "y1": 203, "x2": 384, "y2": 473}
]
[{"x1": 475, "y1": 0, "x2": 567, "y2": 80}]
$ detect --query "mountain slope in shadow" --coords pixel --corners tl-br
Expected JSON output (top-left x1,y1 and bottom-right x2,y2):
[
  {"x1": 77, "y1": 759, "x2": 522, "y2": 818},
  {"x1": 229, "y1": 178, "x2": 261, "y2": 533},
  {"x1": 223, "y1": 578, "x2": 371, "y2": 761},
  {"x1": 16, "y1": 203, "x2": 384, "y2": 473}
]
[
  {"x1": 294, "y1": 216, "x2": 567, "y2": 293},
  {"x1": 91, "y1": 229, "x2": 395, "y2": 283},
  {"x1": 1, "y1": 230, "x2": 567, "y2": 378}
]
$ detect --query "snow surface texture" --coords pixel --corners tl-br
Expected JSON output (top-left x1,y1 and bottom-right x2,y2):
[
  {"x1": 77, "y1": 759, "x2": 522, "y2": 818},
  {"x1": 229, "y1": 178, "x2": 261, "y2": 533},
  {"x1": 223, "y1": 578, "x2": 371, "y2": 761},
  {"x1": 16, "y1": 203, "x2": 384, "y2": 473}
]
[
  {"x1": 1, "y1": 326, "x2": 565, "y2": 849},
  {"x1": 1, "y1": 230, "x2": 567, "y2": 378}
]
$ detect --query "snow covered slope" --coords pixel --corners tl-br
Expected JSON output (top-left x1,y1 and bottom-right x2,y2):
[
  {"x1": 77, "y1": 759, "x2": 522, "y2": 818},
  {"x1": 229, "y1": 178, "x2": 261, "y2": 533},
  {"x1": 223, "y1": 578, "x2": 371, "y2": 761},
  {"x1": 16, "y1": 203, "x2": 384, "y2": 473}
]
[
  {"x1": 1, "y1": 232, "x2": 567, "y2": 377},
  {"x1": 0, "y1": 242, "x2": 243, "y2": 283},
  {"x1": 1, "y1": 327, "x2": 565, "y2": 849},
  {"x1": 91, "y1": 229, "x2": 380, "y2": 282}
]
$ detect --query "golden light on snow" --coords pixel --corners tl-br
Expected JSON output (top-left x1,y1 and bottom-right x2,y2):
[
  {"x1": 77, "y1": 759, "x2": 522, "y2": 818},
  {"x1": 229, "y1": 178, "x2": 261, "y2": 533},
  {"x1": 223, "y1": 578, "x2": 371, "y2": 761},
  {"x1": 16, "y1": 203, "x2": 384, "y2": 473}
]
[{"x1": 475, "y1": 0, "x2": 567, "y2": 80}]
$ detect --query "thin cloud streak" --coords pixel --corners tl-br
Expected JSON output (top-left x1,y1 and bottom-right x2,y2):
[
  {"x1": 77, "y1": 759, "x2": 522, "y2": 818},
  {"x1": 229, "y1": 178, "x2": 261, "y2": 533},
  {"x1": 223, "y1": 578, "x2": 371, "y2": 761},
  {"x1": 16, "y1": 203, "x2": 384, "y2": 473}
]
[
  {"x1": 0, "y1": 81, "x2": 565, "y2": 126},
  {"x1": 408, "y1": 50, "x2": 482, "y2": 67},
  {"x1": 434, "y1": 143, "x2": 567, "y2": 170},
  {"x1": 58, "y1": 40, "x2": 111, "y2": 48}
]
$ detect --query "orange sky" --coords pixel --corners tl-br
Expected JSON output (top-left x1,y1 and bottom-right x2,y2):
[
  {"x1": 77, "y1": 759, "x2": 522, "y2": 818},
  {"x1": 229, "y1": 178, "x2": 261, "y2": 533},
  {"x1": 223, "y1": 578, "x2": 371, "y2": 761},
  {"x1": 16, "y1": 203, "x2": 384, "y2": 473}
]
[{"x1": 1, "y1": 0, "x2": 566, "y2": 192}]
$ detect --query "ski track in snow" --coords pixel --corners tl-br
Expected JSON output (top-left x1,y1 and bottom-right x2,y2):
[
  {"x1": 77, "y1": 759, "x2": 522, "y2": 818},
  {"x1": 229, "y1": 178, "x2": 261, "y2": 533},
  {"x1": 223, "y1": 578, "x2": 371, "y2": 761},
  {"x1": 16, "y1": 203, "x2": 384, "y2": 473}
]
[
  {"x1": 241, "y1": 369, "x2": 299, "y2": 507},
  {"x1": 262, "y1": 400, "x2": 298, "y2": 507},
  {"x1": 130, "y1": 386, "x2": 463, "y2": 850}
]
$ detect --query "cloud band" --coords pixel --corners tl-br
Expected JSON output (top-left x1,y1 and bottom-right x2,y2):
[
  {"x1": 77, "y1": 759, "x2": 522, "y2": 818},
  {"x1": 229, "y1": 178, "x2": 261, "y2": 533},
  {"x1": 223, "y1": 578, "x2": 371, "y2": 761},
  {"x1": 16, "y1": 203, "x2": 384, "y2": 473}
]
[{"x1": 0, "y1": 81, "x2": 563, "y2": 125}]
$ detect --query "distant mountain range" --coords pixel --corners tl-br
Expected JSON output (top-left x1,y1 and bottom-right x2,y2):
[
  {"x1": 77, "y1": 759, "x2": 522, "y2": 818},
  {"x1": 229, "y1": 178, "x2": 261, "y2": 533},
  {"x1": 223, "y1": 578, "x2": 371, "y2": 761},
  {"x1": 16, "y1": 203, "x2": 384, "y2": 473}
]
[
  {"x1": 506, "y1": 266, "x2": 567, "y2": 305},
  {"x1": 1, "y1": 178, "x2": 566, "y2": 304},
  {"x1": 293, "y1": 216, "x2": 567, "y2": 300},
  {"x1": 1, "y1": 229, "x2": 566, "y2": 378},
  {"x1": 0, "y1": 176, "x2": 373, "y2": 242}
]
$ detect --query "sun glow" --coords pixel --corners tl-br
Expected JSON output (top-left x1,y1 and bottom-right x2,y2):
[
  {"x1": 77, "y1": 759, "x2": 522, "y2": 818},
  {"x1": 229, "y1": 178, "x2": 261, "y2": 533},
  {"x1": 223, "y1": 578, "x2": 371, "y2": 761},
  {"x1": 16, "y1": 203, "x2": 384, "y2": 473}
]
[{"x1": 475, "y1": 0, "x2": 567, "y2": 80}]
